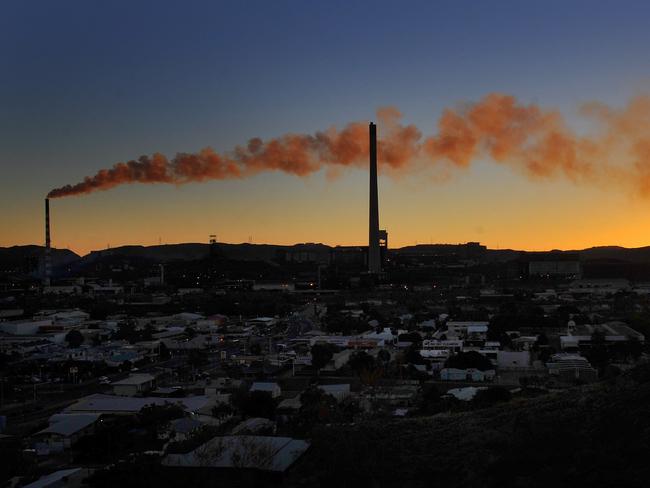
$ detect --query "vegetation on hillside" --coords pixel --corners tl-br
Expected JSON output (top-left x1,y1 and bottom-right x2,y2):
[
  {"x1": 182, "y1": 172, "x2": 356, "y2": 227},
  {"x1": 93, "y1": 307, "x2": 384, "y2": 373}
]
[{"x1": 287, "y1": 365, "x2": 650, "y2": 488}]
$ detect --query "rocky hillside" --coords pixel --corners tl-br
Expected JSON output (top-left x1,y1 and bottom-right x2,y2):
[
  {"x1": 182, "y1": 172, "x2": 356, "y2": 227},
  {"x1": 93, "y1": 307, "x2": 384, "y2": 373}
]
[{"x1": 287, "y1": 367, "x2": 650, "y2": 488}]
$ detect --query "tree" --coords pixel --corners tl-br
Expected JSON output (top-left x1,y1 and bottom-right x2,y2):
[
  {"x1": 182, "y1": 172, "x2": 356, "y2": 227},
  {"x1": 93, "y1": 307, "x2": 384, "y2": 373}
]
[
  {"x1": 444, "y1": 351, "x2": 493, "y2": 371},
  {"x1": 348, "y1": 351, "x2": 376, "y2": 373},
  {"x1": 142, "y1": 324, "x2": 155, "y2": 341},
  {"x1": 113, "y1": 322, "x2": 139, "y2": 343},
  {"x1": 359, "y1": 365, "x2": 384, "y2": 388},
  {"x1": 311, "y1": 343, "x2": 335, "y2": 374},
  {"x1": 378, "y1": 349, "x2": 391, "y2": 366},
  {"x1": 187, "y1": 350, "x2": 206, "y2": 369},
  {"x1": 472, "y1": 386, "x2": 512, "y2": 408},
  {"x1": 591, "y1": 329, "x2": 606, "y2": 345},
  {"x1": 65, "y1": 329, "x2": 84, "y2": 348},
  {"x1": 159, "y1": 342, "x2": 171, "y2": 360},
  {"x1": 138, "y1": 403, "x2": 184, "y2": 437},
  {"x1": 89, "y1": 300, "x2": 118, "y2": 320},
  {"x1": 404, "y1": 344, "x2": 425, "y2": 365},
  {"x1": 628, "y1": 336, "x2": 643, "y2": 361},
  {"x1": 519, "y1": 375, "x2": 543, "y2": 388},
  {"x1": 419, "y1": 384, "x2": 441, "y2": 415},
  {"x1": 326, "y1": 314, "x2": 362, "y2": 334},
  {"x1": 231, "y1": 389, "x2": 277, "y2": 419},
  {"x1": 347, "y1": 351, "x2": 384, "y2": 387},
  {"x1": 291, "y1": 386, "x2": 357, "y2": 436},
  {"x1": 211, "y1": 402, "x2": 234, "y2": 420},
  {"x1": 538, "y1": 347, "x2": 553, "y2": 363},
  {"x1": 297, "y1": 387, "x2": 339, "y2": 427},
  {"x1": 585, "y1": 345, "x2": 610, "y2": 374},
  {"x1": 398, "y1": 332, "x2": 422, "y2": 345}
]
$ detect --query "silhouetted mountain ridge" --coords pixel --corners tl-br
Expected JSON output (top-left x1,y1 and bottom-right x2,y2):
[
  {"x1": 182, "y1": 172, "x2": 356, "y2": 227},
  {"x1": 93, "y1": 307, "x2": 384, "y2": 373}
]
[
  {"x1": 0, "y1": 245, "x2": 79, "y2": 267},
  {"x1": 6, "y1": 242, "x2": 650, "y2": 266}
]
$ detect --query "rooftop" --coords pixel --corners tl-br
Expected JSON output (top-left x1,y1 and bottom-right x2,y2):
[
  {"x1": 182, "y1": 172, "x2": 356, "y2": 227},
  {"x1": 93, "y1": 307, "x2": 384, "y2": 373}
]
[
  {"x1": 34, "y1": 413, "x2": 100, "y2": 437},
  {"x1": 23, "y1": 469, "x2": 82, "y2": 488},
  {"x1": 111, "y1": 373, "x2": 156, "y2": 386},
  {"x1": 162, "y1": 435, "x2": 309, "y2": 472},
  {"x1": 66, "y1": 394, "x2": 210, "y2": 414}
]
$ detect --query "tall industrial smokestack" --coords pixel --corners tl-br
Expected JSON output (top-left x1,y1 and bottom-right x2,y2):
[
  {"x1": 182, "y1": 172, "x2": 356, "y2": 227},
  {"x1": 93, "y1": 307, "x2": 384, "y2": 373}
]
[
  {"x1": 368, "y1": 122, "x2": 381, "y2": 274},
  {"x1": 44, "y1": 198, "x2": 51, "y2": 286}
]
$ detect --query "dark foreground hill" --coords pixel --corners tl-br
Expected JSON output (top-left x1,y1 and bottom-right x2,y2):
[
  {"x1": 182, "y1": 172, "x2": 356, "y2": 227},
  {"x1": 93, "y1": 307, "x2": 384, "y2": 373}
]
[
  {"x1": 286, "y1": 368, "x2": 650, "y2": 488},
  {"x1": 82, "y1": 367, "x2": 650, "y2": 488}
]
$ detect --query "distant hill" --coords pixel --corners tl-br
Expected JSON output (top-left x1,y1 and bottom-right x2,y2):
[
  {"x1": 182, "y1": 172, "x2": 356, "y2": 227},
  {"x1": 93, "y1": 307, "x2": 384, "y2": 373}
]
[
  {"x1": 0, "y1": 245, "x2": 79, "y2": 272},
  {"x1": 81, "y1": 244, "x2": 211, "y2": 264},
  {"x1": 7, "y1": 242, "x2": 650, "y2": 270},
  {"x1": 576, "y1": 245, "x2": 650, "y2": 263},
  {"x1": 78, "y1": 242, "x2": 330, "y2": 264}
]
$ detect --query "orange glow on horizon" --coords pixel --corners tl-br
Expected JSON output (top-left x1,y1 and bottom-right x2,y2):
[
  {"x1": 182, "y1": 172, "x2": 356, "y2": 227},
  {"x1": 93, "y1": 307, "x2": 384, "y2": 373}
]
[{"x1": 7, "y1": 89, "x2": 650, "y2": 257}]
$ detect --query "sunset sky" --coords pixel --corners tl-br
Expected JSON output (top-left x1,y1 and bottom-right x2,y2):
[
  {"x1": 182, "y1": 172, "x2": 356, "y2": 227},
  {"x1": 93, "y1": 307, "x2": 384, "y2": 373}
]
[{"x1": 3, "y1": 0, "x2": 650, "y2": 255}]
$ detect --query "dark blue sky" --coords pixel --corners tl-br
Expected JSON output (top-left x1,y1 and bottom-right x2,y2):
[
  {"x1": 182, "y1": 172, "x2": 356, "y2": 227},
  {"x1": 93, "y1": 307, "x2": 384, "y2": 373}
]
[{"x1": 3, "y1": 0, "x2": 650, "y2": 252}]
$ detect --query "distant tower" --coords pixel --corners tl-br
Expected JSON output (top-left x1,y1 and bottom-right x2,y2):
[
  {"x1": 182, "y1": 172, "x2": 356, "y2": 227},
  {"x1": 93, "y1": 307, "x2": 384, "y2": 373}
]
[
  {"x1": 368, "y1": 122, "x2": 381, "y2": 273},
  {"x1": 379, "y1": 229, "x2": 388, "y2": 263},
  {"x1": 44, "y1": 198, "x2": 52, "y2": 286},
  {"x1": 209, "y1": 234, "x2": 218, "y2": 257}
]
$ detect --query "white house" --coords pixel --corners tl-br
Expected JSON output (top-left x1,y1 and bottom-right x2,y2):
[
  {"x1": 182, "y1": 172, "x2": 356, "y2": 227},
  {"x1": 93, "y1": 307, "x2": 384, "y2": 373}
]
[{"x1": 440, "y1": 368, "x2": 495, "y2": 382}]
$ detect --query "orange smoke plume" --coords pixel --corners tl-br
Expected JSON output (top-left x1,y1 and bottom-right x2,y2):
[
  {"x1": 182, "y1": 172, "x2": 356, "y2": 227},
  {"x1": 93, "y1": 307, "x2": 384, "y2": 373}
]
[
  {"x1": 48, "y1": 114, "x2": 418, "y2": 198},
  {"x1": 424, "y1": 93, "x2": 595, "y2": 182},
  {"x1": 47, "y1": 94, "x2": 650, "y2": 198}
]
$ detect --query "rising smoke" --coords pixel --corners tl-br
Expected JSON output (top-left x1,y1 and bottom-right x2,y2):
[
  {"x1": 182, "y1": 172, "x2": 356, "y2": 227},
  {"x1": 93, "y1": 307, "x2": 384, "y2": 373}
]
[{"x1": 47, "y1": 93, "x2": 650, "y2": 198}]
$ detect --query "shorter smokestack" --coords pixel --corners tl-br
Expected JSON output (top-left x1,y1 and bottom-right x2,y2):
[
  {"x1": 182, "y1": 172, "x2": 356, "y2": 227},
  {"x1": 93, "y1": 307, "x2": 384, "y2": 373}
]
[{"x1": 44, "y1": 198, "x2": 51, "y2": 286}]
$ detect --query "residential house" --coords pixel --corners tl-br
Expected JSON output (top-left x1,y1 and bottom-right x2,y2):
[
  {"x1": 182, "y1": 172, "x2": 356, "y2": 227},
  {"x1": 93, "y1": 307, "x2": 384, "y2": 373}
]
[{"x1": 111, "y1": 374, "x2": 156, "y2": 396}]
